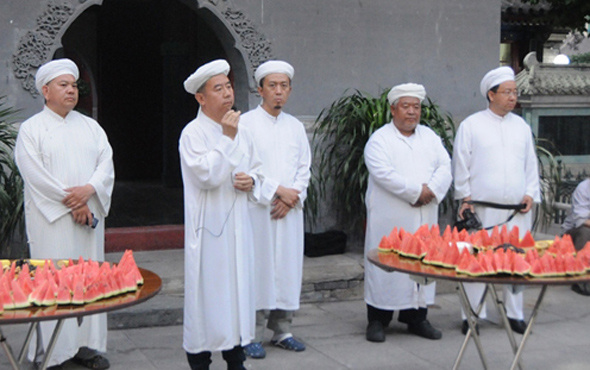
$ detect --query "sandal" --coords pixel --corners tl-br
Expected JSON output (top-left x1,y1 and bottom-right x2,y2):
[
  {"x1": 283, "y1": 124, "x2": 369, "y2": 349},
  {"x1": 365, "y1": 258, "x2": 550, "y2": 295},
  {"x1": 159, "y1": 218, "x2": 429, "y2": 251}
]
[{"x1": 73, "y1": 354, "x2": 110, "y2": 370}]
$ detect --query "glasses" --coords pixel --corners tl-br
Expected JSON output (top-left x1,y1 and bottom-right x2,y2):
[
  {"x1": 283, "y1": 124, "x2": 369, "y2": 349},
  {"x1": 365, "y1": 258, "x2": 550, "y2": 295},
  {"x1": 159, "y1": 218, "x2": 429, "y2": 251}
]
[{"x1": 496, "y1": 90, "x2": 519, "y2": 97}]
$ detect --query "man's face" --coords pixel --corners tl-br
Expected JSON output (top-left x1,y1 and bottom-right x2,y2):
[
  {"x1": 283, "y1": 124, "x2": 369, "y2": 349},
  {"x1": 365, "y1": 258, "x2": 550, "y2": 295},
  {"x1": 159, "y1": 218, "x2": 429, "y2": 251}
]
[
  {"x1": 488, "y1": 80, "x2": 517, "y2": 116},
  {"x1": 196, "y1": 74, "x2": 234, "y2": 120},
  {"x1": 390, "y1": 96, "x2": 421, "y2": 137},
  {"x1": 42, "y1": 74, "x2": 78, "y2": 116},
  {"x1": 258, "y1": 73, "x2": 292, "y2": 114}
]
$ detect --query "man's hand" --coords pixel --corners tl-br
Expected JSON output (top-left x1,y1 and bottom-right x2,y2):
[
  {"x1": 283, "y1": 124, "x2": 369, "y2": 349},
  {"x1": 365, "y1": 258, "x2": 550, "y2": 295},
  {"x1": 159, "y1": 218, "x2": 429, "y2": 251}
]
[
  {"x1": 271, "y1": 198, "x2": 291, "y2": 220},
  {"x1": 233, "y1": 172, "x2": 253, "y2": 192},
  {"x1": 458, "y1": 196, "x2": 475, "y2": 219},
  {"x1": 276, "y1": 186, "x2": 300, "y2": 208},
  {"x1": 520, "y1": 195, "x2": 534, "y2": 213},
  {"x1": 63, "y1": 184, "x2": 95, "y2": 210},
  {"x1": 413, "y1": 184, "x2": 435, "y2": 207},
  {"x1": 71, "y1": 204, "x2": 93, "y2": 226},
  {"x1": 221, "y1": 109, "x2": 240, "y2": 140}
]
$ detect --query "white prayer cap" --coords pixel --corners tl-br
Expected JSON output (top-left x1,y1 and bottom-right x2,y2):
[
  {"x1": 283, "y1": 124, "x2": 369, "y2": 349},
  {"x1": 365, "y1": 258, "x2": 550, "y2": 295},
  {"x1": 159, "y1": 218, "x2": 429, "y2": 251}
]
[
  {"x1": 387, "y1": 83, "x2": 426, "y2": 105},
  {"x1": 35, "y1": 58, "x2": 79, "y2": 93},
  {"x1": 254, "y1": 60, "x2": 294, "y2": 85},
  {"x1": 479, "y1": 66, "x2": 515, "y2": 98},
  {"x1": 184, "y1": 59, "x2": 230, "y2": 94}
]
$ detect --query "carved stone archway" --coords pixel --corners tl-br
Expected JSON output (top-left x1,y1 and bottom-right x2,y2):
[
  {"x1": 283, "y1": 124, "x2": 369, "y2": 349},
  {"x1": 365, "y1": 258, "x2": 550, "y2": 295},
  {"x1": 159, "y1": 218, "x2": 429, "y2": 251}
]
[{"x1": 12, "y1": 0, "x2": 273, "y2": 97}]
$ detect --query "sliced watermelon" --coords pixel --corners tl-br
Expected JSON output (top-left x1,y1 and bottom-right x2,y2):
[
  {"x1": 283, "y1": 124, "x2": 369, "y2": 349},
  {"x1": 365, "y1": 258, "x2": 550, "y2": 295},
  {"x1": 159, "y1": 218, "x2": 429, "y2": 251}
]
[
  {"x1": 10, "y1": 279, "x2": 30, "y2": 309},
  {"x1": 519, "y1": 230, "x2": 536, "y2": 248}
]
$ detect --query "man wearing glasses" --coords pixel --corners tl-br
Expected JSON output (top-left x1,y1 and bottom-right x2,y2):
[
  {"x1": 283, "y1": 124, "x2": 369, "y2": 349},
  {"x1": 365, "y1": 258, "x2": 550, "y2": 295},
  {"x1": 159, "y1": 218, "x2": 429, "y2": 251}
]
[{"x1": 452, "y1": 66, "x2": 541, "y2": 335}]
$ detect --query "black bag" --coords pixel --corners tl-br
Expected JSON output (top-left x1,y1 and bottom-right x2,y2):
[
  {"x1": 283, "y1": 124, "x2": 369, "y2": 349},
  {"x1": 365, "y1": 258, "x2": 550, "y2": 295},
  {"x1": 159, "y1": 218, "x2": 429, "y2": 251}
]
[{"x1": 304, "y1": 231, "x2": 347, "y2": 257}]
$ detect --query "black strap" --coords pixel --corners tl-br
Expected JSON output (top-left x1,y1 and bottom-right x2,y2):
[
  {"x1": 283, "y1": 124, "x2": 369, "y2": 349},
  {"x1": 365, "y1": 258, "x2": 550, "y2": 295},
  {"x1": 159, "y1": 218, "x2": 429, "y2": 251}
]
[
  {"x1": 465, "y1": 200, "x2": 525, "y2": 230},
  {"x1": 466, "y1": 200, "x2": 526, "y2": 210}
]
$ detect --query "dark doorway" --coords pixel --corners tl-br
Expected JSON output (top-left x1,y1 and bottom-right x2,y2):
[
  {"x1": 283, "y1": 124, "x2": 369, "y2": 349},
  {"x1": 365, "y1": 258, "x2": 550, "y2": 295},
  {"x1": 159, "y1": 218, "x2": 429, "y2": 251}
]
[{"x1": 59, "y1": 0, "x2": 232, "y2": 227}]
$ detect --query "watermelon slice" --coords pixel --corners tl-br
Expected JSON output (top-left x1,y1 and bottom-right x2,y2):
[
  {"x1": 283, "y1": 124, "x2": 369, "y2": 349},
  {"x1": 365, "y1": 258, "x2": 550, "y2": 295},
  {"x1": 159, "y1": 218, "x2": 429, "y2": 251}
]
[
  {"x1": 511, "y1": 254, "x2": 531, "y2": 276},
  {"x1": 0, "y1": 275, "x2": 15, "y2": 310},
  {"x1": 378, "y1": 236, "x2": 395, "y2": 253},
  {"x1": 10, "y1": 279, "x2": 30, "y2": 309},
  {"x1": 508, "y1": 226, "x2": 520, "y2": 246},
  {"x1": 30, "y1": 280, "x2": 49, "y2": 306},
  {"x1": 441, "y1": 243, "x2": 461, "y2": 268},
  {"x1": 519, "y1": 230, "x2": 536, "y2": 248},
  {"x1": 71, "y1": 275, "x2": 85, "y2": 305}
]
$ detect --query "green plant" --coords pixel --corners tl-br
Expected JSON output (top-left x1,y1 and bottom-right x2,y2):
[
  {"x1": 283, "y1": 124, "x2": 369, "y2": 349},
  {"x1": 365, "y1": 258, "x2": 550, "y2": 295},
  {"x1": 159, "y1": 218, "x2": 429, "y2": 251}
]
[
  {"x1": 571, "y1": 52, "x2": 590, "y2": 64},
  {"x1": 307, "y1": 89, "x2": 456, "y2": 232},
  {"x1": 0, "y1": 96, "x2": 25, "y2": 257}
]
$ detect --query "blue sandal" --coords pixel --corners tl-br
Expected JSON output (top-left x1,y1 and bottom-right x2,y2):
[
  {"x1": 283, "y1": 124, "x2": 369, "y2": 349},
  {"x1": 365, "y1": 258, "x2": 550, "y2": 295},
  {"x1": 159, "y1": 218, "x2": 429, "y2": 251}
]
[
  {"x1": 271, "y1": 337, "x2": 306, "y2": 352},
  {"x1": 243, "y1": 342, "x2": 266, "y2": 359}
]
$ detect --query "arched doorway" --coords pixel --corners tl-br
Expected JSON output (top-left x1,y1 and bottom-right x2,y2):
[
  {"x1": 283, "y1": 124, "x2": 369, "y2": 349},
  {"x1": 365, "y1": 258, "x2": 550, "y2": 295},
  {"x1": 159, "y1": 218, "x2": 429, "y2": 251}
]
[{"x1": 58, "y1": 0, "x2": 248, "y2": 228}]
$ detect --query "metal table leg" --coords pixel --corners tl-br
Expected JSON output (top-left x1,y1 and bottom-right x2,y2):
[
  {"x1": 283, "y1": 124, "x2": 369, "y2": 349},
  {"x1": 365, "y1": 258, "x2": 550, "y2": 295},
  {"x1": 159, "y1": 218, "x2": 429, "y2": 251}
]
[
  {"x1": 37, "y1": 319, "x2": 65, "y2": 370},
  {"x1": 453, "y1": 282, "x2": 490, "y2": 370},
  {"x1": 489, "y1": 284, "x2": 523, "y2": 370},
  {"x1": 17, "y1": 321, "x2": 37, "y2": 364},
  {"x1": 0, "y1": 326, "x2": 20, "y2": 370},
  {"x1": 509, "y1": 285, "x2": 547, "y2": 370}
]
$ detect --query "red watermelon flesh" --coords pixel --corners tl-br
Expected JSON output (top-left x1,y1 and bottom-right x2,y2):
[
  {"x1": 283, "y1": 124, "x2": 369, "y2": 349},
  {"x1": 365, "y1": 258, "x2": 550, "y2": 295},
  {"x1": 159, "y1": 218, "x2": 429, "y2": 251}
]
[
  {"x1": 378, "y1": 236, "x2": 394, "y2": 252},
  {"x1": 500, "y1": 225, "x2": 509, "y2": 245},
  {"x1": 508, "y1": 226, "x2": 520, "y2": 246},
  {"x1": 56, "y1": 281, "x2": 72, "y2": 305},
  {"x1": 72, "y1": 276, "x2": 85, "y2": 305},
  {"x1": 519, "y1": 231, "x2": 535, "y2": 248},
  {"x1": 563, "y1": 255, "x2": 584, "y2": 276},
  {"x1": 0, "y1": 275, "x2": 15, "y2": 310},
  {"x1": 10, "y1": 279, "x2": 30, "y2": 308},
  {"x1": 511, "y1": 254, "x2": 531, "y2": 276},
  {"x1": 441, "y1": 243, "x2": 461, "y2": 268},
  {"x1": 477, "y1": 253, "x2": 495, "y2": 275},
  {"x1": 422, "y1": 244, "x2": 444, "y2": 266},
  {"x1": 30, "y1": 280, "x2": 48, "y2": 306}
]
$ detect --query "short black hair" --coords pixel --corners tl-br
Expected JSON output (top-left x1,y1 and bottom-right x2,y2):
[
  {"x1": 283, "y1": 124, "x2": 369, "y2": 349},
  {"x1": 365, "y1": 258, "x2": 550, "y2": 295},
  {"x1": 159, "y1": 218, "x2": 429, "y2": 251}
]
[{"x1": 486, "y1": 84, "x2": 500, "y2": 102}]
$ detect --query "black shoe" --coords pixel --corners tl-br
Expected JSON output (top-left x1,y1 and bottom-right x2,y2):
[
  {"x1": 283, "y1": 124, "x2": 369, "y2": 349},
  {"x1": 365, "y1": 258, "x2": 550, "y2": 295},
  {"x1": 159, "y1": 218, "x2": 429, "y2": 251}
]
[
  {"x1": 408, "y1": 320, "x2": 442, "y2": 340},
  {"x1": 508, "y1": 318, "x2": 527, "y2": 334},
  {"x1": 366, "y1": 321, "x2": 385, "y2": 342},
  {"x1": 461, "y1": 320, "x2": 479, "y2": 335},
  {"x1": 572, "y1": 283, "x2": 590, "y2": 296}
]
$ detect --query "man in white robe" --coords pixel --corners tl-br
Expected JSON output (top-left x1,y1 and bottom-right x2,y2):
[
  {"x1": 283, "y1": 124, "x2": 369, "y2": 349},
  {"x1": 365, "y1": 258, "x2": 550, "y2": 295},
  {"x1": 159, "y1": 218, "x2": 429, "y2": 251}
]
[
  {"x1": 452, "y1": 66, "x2": 540, "y2": 335},
  {"x1": 180, "y1": 59, "x2": 261, "y2": 370},
  {"x1": 562, "y1": 178, "x2": 590, "y2": 295},
  {"x1": 240, "y1": 61, "x2": 311, "y2": 358},
  {"x1": 15, "y1": 58, "x2": 114, "y2": 369},
  {"x1": 364, "y1": 83, "x2": 452, "y2": 342}
]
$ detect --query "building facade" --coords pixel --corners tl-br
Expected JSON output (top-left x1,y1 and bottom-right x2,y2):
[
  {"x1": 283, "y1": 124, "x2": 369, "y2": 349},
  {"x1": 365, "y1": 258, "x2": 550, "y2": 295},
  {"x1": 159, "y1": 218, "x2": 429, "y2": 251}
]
[{"x1": 2, "y1": 0, "x2": 503, "y2": 231}]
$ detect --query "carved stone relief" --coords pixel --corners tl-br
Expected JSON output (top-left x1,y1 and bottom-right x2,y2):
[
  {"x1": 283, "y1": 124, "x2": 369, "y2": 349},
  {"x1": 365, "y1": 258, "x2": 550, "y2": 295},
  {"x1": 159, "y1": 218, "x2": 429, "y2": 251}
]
[
  {"x1": 12, "y1": 0, "x2": 273, "y2": 96},
  {"x1": 12, "y1": 0, "x2": 97, "y2": 97},
  {"x1": 222, "y1": 7, "x2": 273, "y2": 72}
]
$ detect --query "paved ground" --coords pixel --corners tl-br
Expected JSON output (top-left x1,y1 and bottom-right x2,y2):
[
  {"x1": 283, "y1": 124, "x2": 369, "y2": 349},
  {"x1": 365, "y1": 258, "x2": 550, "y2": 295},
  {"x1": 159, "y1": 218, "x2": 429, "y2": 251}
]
[{"x1": 3, "y1": 284, "x2": 590, "y2": 370}]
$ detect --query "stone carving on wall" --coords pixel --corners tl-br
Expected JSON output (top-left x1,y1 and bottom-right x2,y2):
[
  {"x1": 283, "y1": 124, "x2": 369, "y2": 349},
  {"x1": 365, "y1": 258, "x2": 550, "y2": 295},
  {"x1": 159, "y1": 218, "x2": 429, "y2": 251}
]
[
  {"x1": 13, "y1": 0, "x2": 272, "y2": 96},
  {"x1": 222, "y1": 7, "x2": 273, "y2": 73},
  {"x1": 12, "y1": 0, "x2": 97, "y2": 97}
]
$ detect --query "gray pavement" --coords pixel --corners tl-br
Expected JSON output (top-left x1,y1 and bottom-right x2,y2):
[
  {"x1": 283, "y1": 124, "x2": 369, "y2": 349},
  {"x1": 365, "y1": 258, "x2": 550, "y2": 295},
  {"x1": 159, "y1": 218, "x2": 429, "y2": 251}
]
[{"x1": 3, "y1": 247, "x2": 590, "y2": 369}]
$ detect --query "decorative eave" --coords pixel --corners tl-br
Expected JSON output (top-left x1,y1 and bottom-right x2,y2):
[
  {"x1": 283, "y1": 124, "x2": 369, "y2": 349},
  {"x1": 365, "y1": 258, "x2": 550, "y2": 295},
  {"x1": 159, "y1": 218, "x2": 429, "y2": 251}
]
[
  {"x1": 501, "y1": 0, "x2": 551, "y2": 26},
  {"x1": 517, "y1": 54, "x2": 590, "y2": 96}
]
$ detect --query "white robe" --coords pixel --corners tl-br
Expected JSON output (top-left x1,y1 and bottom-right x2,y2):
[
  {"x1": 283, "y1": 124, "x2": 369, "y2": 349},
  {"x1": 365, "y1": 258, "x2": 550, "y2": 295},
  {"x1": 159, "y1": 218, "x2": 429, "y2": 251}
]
[
  {"x1": 364, "y1": 123, "x2": 452, "y2": 310},
  {"x1": 15, "y1": 106, "x2": 114, "y2": 366},
  {"x1": 452, "y1": 108, "x2": 541, "y2": 319},
  {"x1": 240, "y1": 106, "x2": 311, "y2": 310},
  {"x1": 180, "y1": 109, "x2": 261, "y2": 354}
]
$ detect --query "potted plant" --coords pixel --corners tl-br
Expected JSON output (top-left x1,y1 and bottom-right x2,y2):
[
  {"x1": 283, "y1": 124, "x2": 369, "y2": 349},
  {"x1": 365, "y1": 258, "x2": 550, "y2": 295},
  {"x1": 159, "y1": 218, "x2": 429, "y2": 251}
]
[
  {"x1": 0, "y1": 96, "x2": 25, "y2": 258},
  {"x1": 306, "y1": 89, "x2": 456, "y2": 240}
]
